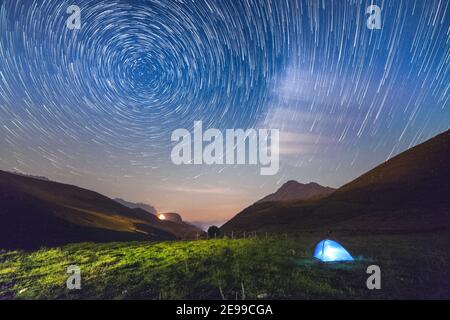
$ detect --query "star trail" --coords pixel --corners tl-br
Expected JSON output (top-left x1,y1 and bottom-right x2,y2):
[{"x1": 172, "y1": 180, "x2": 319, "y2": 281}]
[{"x1": 0, "y1": 0, "x2": 448, "y2": 222}]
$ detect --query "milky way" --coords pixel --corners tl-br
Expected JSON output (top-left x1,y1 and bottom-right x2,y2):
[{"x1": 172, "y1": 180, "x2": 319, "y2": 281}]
[{"x1": 0, "y1": 0, "x2": 448, "y2": 220}]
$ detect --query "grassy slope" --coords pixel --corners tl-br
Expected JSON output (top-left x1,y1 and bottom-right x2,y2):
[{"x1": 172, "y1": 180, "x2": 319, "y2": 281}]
[
  {"x1": 1, "y1": 232, "x2": 450, "y2": 299},
  {"x1": 0, "y1": 170, "x2": 205, "y2": 248}
]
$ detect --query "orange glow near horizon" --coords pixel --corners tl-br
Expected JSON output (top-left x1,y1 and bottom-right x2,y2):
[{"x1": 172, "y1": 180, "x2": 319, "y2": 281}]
[{"x1": 158, "y1": 214, "x2": 166, "y2": 220}]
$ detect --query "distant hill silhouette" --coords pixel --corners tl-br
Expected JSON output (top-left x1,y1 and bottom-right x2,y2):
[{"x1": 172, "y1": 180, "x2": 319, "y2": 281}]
[
  {"x1": 221, "y1": 130, "x2": 450, "y2": 234},
  {"x1": 114, "y1": 198, "x2": 157, "y2": 215},
  {"x1": 5, "y1": 171, "x2": 51, "y2": 182},
  {"x1": 158, "y1": 212, "x2": 205, "y2": 239},
  {"x1": 257, "y1": 180, "x2": 335, "y2": 203},
  {"x1": 160, "y1": 212, "x2": 183, "y2": 223},
  {"x1": 189, "y1": 219, "x2": 227, "y2": 231},
  {"x1": 115, "y1": 199, "x2": 203, "y2": 238},
  {"x1": 0, "y1": 171, "x2": 200, "y2": 249}
]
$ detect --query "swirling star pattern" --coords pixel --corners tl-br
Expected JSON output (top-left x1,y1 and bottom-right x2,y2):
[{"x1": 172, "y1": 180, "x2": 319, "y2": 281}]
[{"x1": 0, "y1": 0, "x2": 448, "y2": 222}]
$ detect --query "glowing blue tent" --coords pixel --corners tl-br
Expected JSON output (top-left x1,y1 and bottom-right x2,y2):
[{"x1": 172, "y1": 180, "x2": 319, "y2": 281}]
[{"x1": 313, "y1": 239, "x2": 354, "y2": 262}]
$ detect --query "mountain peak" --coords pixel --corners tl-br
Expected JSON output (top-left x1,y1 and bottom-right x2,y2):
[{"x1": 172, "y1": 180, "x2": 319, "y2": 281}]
[
  {"x1": 257, "y1": 180, "x2": 335, "y2": 203},
  {"x1": 159, "y1": 212, "x2": 183, "y2": 223}
]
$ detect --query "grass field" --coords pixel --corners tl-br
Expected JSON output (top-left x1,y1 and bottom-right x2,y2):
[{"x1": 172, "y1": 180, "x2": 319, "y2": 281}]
[{"x1": 1, "y1": 232, "x2": 450, "y2": 299}]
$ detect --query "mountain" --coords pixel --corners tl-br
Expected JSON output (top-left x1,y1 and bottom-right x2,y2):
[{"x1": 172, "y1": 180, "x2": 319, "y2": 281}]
[
  {"x1": 114, "y1": 198, "x2": 157, "y2": 215},
  {"x1": 257, "y1": 180, "x2": 335, "y2": 203},
  {"x1": 221, "y1": 129, "x2": 450, "y2": 234},
  {"x1": 0, "y1": 171, "x2": 199, "y2": 249},
  {"x1": 115, "y1": 199, "x2": 204, "y2": 239},
  {"x1": 159, "y1": 212, "x2": 183, "y2": 223},
  {"x1": 158, "y1": 212, "x2": 205, "y2": 239}
]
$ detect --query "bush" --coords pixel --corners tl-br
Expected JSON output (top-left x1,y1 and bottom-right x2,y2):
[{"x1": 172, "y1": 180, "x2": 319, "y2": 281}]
[{"x1": 207, "y1": 226, "x2": 221, "y2": 239}]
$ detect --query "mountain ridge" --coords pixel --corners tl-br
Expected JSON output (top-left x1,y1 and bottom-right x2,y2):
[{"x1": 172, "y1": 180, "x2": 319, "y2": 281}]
[
  {"x1": 221, "y1": 129, "x2": 450, "y2": 234},
  {"x1": 0, "y1": 170, "x2": 200, "y2": 249},
  {"x1": 114, "y1": 198, "x2": 157, "y2": 215},
  {"x1": 257, "y1": 180, "x2": 335, "y2": 203}
]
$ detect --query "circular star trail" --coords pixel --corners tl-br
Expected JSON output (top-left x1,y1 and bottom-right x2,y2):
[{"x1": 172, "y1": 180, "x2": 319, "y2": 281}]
[
  {"x1": 0, "y1": 0, "x2": 284, "y2": 157},
  {"x1": 0, "y1": 0, "x2": 448, "y2": 207}
]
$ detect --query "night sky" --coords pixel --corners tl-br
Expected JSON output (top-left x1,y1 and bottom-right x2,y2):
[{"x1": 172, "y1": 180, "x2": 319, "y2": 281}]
[{"x1": 0, "y1": 0, "x2": 448, "y2": 224}]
